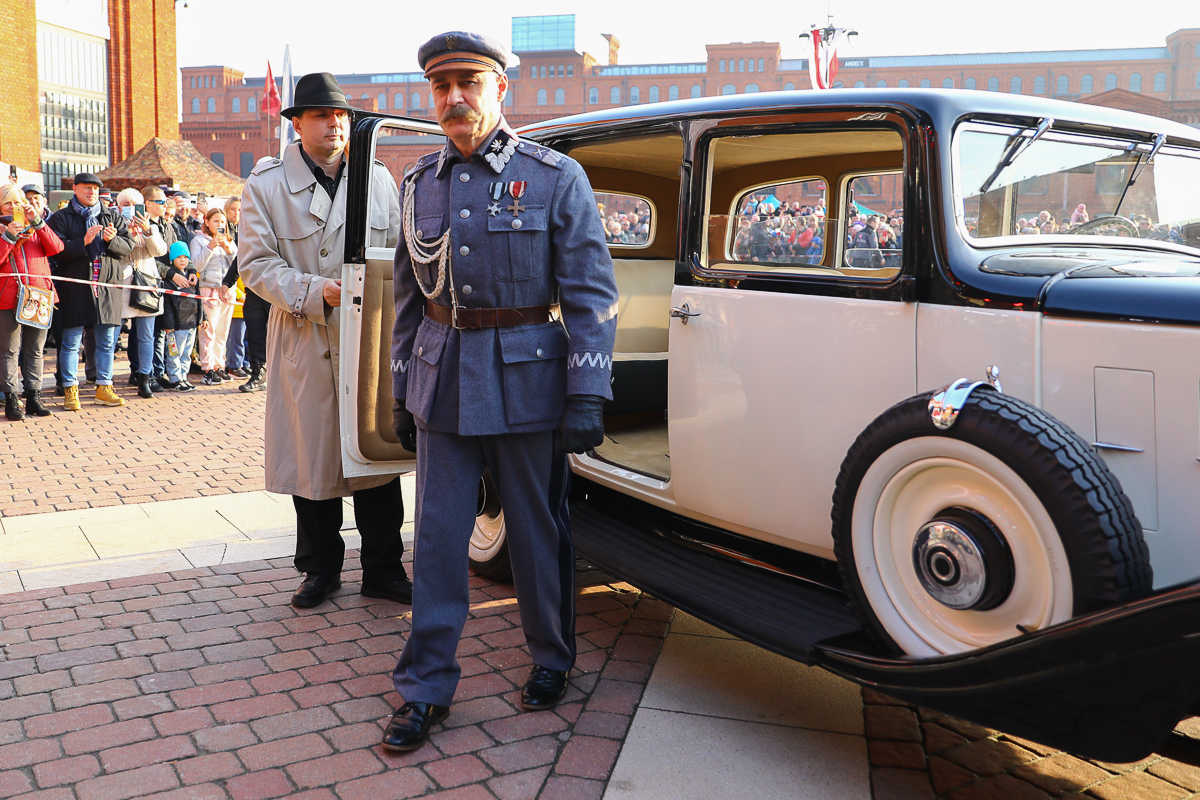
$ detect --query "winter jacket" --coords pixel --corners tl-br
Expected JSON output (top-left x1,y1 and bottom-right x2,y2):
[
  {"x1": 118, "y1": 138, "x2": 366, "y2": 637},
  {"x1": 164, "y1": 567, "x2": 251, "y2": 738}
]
[
  {"x1": 190, "y1": 232, "x2": 238, "y2": 292},
  {"x1": 161, "y1": 266, "x2": 201, "y2": 330},
  {"x1": 151, "y1": 216, "x2": 180, "y2": 277},
  {"x1": 119, "y1": 225, "x2": 167, "y2": 318},
  {"x1": 46, "y1": 202, "x2": 136, "y2": 328},
  {"x1": 0, "y1": 219, "x2": 63, "y2": 310}
]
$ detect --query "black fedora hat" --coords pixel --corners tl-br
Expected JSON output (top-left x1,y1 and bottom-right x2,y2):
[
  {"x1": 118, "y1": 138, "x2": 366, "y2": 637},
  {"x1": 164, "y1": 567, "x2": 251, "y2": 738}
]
[{"x1": 280, "y1": 72, "x2": 356, "y2": 119}]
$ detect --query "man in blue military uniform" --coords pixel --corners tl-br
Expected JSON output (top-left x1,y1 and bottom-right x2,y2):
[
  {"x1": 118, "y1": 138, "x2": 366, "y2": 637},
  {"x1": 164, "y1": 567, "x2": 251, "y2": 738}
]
[{"x1": 383, "y1": 31, "x2": 619, "y2": 752}]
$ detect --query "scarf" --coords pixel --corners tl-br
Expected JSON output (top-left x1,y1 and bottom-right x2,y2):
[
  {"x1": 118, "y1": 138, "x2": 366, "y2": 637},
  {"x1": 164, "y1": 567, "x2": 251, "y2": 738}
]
[{"x1": 70, "y1": 197, "x2": 105, "y2": 261}]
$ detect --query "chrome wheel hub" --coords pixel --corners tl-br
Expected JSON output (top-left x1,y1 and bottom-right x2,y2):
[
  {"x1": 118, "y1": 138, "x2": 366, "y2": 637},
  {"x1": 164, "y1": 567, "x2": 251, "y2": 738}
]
[{"x1": 912, "y1": 508, "x2": 1014, "y2": 611}]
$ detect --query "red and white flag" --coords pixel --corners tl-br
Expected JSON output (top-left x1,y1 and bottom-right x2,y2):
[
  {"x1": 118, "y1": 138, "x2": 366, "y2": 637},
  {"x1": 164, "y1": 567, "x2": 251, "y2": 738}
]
[
  {"x1": 808, "y1": 27, "x2": 852, "y2": 90},
  {"x1": 262, "y1": 61, "x2": 281, "y2": 117}
]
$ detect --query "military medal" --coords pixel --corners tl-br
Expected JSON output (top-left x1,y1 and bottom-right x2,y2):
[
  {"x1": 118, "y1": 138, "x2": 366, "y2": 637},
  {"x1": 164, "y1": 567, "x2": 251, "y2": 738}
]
[
  {"x1": 506, "y1": 182, "x2": 527, "y2": 217},
  {"x1": 488, "y1": 182, "x2": 505, "y2": 216}
]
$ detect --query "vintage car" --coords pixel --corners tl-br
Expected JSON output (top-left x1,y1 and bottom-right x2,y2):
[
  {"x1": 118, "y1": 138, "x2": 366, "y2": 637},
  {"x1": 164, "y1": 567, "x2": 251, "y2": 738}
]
[{"x1": 337, "y1": 89, "x2": 1200, "y2": 761}]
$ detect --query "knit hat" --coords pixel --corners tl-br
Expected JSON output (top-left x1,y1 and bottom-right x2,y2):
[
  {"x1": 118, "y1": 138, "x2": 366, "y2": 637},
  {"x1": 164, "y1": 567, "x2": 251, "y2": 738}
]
[{"x1": 169, "y1": 241, "x2": 189, "y2": 262}]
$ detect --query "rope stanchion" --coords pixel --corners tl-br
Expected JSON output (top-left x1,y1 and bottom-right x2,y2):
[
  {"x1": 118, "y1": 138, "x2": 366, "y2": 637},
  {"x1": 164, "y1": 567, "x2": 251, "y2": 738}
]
[{"x1": 0, "y1": 273, "x2": 244, "y2": 306}]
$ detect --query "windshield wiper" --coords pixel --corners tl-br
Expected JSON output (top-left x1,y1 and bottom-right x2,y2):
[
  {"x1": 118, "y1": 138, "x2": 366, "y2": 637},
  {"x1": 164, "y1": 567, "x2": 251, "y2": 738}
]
[
  {"x1": 1113, "y1": 133, "x2": 1166, "y2": 218},
  {"x1": 978, "y1": 117, "x2": 1054, "y2": 195}
]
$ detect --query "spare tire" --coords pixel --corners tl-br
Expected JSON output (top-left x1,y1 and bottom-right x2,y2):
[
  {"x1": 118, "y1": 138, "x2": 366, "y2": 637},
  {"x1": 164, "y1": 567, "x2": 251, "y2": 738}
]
[
  {"x1": 469, "y1": 470, "x2": 513, "y2": 583},
  {"x1": 832, "y1": 389, "x2": 1151, "y2": 656}
]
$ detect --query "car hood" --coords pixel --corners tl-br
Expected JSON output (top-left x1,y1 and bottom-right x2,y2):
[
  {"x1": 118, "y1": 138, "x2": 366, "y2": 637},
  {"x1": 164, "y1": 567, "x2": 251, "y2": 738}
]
[{"x1": 1036, "y1": 257, "x2": 1200, "y2": 325}]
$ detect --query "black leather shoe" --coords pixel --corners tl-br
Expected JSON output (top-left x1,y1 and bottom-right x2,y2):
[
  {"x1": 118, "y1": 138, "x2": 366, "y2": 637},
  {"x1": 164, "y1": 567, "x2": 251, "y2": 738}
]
[
  {"x1": 520, "y1": 666, "x2": 569, "y2": 711},
  {"x1": 361, "y1": 576, "x2": 413, "y2": 604},
  {"x1": 290, "y1": 573, "x2": 341, "y2": 608},
  {"x1": 381, "y1": 702, "x2": 449, "y2": 752}
]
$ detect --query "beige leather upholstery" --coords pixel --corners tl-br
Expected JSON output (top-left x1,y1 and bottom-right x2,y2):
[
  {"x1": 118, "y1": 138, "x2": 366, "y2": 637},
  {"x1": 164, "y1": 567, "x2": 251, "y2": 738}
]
[
  {"x1": 612, "y1": 259, "x2": 674, "y2": 356},
  {"x1": 356, "y1": 259, "x2": 410, "y2": 461}
]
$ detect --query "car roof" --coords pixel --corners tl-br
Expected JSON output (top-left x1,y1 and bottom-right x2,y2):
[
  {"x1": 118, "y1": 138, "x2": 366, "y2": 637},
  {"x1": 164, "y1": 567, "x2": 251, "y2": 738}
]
[{"x1": 517, "y1": 88, "x2": 1200, "y2": 148}]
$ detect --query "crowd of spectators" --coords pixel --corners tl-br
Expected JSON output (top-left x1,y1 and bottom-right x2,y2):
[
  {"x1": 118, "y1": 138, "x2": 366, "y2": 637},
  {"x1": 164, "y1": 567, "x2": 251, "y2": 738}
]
[
  {"x1": 601, "y1": 203, "x2": 652, "y2": 245},
  {"x1": 0, "y1": 174, "x2": 264, "y2": 422}
]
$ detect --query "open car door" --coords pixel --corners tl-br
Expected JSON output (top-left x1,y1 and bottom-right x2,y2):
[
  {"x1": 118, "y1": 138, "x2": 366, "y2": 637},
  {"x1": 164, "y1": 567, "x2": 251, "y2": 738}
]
[{"x1": 340, "y1": 114, "x2": 444, "y2": 479}]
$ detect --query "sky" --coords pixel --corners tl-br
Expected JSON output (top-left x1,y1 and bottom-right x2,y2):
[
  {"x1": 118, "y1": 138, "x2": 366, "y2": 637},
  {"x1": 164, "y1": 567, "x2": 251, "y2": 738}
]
[{"x1": 175, "y1": 1, "x2": 1198, "y2": 79}]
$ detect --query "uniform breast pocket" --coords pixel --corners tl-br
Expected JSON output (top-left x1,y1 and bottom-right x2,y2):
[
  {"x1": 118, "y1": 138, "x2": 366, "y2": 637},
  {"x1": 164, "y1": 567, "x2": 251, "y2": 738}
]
[
  {"x1": 498, "y1": 322, "x2": 569, "y2": 425},
  {"x1": 488, "y1": 206, "x2": 547, "y2": 282},
  {"x1": 409, "y1": 214, "x2": 445, "y2": 288}
]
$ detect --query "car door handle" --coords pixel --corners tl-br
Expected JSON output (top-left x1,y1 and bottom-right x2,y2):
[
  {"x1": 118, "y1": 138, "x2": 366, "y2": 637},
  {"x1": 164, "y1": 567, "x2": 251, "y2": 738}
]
[{"x1": 670, "y1": 304, "x2": 700, "y2": 324}]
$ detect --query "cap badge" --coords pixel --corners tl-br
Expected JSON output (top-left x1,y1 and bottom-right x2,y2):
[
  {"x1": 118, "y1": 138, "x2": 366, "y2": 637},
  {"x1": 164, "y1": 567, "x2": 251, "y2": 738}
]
[{"x1": 446, "y1": 34, "x2": 458, "y2": 50}]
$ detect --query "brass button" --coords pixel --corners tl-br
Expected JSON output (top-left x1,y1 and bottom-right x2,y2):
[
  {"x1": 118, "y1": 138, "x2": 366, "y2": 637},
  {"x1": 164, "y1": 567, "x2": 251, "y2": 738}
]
[
  {"x1": 459, "y1": 173, "x2": 470, "y2": 183},
  {"x1": 462, "y1": 285, "x2": 473, "y2": 295},
  {"x1": 323, "y1": 351, "x2": 331, "y2": 360},
  {"x1": 511, "y1": 219, "x2": 522, "y2": 230},
  {"x1": 459, "y1": 245, "x2": 470, "y2": 256},
  {"x1": 536, "y1": 348, "x2": 544, "y2": 358},
  {"x1": 460, "y1": 209, "x2": 470, "y2": 219},
  {"x1": 320, "y1": 248, "x2": 328, "y2": 257},
  {"x1": 418, "y1": 346, "x2": 424, "y2": 356},
  {"x1": 416, "y1": 229, "x2": 423, "y2": 238}
]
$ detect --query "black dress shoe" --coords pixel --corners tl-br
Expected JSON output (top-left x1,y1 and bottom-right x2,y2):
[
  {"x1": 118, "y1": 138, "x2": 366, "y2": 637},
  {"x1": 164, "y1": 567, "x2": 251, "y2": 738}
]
[
  {"x1": 381, "y1": 702, "x2": 449, "y2": 752},
  {"x1": 290, "y1": 573, "x2": 341, "y2": 608},
  {"x1": 360, "y1": 575, "x2": 413, "y2": 604},
  {"x1": 520, "y1": 666, "x2": 569, "y2": 711}
]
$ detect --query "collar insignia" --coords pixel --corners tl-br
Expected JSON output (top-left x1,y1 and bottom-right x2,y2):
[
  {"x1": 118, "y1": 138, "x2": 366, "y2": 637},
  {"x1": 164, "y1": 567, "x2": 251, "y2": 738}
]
[{"x1": 484, "y1": 130, "x2": 518, "y2": 174}]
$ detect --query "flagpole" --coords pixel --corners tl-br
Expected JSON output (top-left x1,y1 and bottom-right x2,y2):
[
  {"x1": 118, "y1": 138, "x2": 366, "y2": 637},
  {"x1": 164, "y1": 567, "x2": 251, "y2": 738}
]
[{"x1": 280, "y1": 45, "x2": 294, "y2": 160}]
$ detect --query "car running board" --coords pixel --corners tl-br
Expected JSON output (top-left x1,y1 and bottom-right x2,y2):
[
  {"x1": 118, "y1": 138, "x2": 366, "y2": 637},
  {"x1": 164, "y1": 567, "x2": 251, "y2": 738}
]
[
  {"x1": 570, "y1": 493, "x2": 1200, "y2": 762},
  {"x1": 569, "y1": 501, "x2": 863, "y2": 664}
]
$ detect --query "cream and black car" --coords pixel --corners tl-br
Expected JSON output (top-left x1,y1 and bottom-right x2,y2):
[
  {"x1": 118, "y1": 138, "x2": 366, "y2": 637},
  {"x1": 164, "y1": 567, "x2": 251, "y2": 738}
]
[{"x1": 337, "y1": 89, "x2": 1200, "y2": 761}]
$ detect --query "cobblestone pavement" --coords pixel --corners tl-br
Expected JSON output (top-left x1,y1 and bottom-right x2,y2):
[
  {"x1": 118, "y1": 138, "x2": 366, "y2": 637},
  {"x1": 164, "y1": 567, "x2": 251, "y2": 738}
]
[
  {"x1": 0, "y1": 552, "x2": 670, "y2": 800},
  {"x1": 0, "y1": 351, "x2": 265, "y2": 518},
  {"x1": 865, "y1": 690, "x2": 1200, "y2": 799}
]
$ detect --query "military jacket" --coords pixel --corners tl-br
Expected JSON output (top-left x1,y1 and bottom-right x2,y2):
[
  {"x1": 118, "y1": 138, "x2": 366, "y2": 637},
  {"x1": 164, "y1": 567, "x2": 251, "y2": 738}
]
[{"x1": 391, "y1": 121, "x2": 618, "y2": 437}]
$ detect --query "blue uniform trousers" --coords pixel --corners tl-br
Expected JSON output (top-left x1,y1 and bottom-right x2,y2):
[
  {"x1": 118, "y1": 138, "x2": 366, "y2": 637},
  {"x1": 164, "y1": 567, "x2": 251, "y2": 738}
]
[{"x1": 393, "y1": 427, "x2": 575, "y2": 706}]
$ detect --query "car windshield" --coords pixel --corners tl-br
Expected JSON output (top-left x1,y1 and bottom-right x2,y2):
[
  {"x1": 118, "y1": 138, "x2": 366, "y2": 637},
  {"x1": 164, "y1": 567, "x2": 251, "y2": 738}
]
[{"x1": 956, "y1": 122, "x2": 1200, "y2": 254}]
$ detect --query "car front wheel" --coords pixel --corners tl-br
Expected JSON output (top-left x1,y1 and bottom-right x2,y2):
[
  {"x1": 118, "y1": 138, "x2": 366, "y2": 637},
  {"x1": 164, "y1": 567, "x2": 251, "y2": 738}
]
[
  {"x1": 469, "y1": 470, "x2": 512, "y2": 582},
  {"x1": 832, "y1": 390, "x2": 1152, "y2": 656}
]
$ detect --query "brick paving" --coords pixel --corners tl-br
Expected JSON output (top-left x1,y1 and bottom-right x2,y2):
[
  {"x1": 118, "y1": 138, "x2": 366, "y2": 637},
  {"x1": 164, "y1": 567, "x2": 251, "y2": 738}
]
[
  {"x1": 0, "y1": 551, "x2": 670, "y2": 800},
  {"x1": 864, "y1": 689, "x2": 1200, "y2": 799},
  {"x1": 0, "y1": 350, "x2": 265, "y2": 518}
]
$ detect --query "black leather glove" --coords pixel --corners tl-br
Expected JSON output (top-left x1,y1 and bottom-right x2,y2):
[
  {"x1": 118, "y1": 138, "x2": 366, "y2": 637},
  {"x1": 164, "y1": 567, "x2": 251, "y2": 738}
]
[
  {"x1": 391, "y1": 399, "x2": 417, "y2": 453},
  {"x1": 556, "y1": 394, "x2": 605, "y2": 454}
]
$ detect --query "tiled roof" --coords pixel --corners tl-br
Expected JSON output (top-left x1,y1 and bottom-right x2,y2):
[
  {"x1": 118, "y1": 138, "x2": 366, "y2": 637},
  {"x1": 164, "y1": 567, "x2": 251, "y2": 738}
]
[{"x1": 97, "y1": 137, "x2": 245, "y2": 195}]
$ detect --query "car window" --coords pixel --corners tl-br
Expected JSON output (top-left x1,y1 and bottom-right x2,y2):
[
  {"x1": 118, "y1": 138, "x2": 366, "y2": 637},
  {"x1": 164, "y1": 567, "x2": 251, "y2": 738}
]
[
  {"x1": 729, "y1": 179, "x2": 827, "y2": 266},
  {"x1": 842, "y1": 171, "x2": 903, "y2": 279},
  {"x1": 596, "y1": 192, "x2": 654, "y2": 248}
]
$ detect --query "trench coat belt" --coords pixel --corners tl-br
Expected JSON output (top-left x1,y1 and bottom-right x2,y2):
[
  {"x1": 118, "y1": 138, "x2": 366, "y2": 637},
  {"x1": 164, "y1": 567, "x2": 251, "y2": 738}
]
[{"x1": 425, "y1": 301, "x2": 561, "y2": 330}]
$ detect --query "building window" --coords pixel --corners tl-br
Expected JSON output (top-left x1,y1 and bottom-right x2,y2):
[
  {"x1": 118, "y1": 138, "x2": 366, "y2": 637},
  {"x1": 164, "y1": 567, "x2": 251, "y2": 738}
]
[
  {"x1": 942, "y1": 78, "x2": 953, "y2": 88},
  {"x1": 207, "y1": 97, "x2": 215, "y2": 112},
  {"x1": 190, "y1": 76, "x2": 195, "y2": 88},
  {"x1": 567, "y1": 65, "x2": 573, "y2": 77},
  {"x1": 1033, "y1": 75, "x2": 1045, "y2": 94},
  {"x1": 232, "y1": 97, "x2": 240, "y2": 113},
  {"x1": 832, "y1": 82, "x2": 843, "y2": 88},
  {"x1": 554, "y1": 88, "x2": 564, "y2": 105},
  {"x1": 986, "y1": 77, "x2": 998, "y2": 91},
  {"x1": 748, "y1": 59, "x2": 754, "y2": 73},
  {"x1": 1153, "y1": 71, "x2": 1166, "y2": 92},
  {"x1": 898, "y1": 79, "x2": 910, "y2": 88},
  {"x1": 719, "y1": 59, "x2": 725, "y2": 73},
  {"x1": 785, "y1": 82, "x2": 795, "y2": 91},
  {"x1": 630, "y1": 86, "x2": 640, "y2": 104},
  {"x1": 745, "y1": 84, "x2": 760, "y2": 93},
  {"x1": 877, "y1": 80, "x2": 888, "y2": 88},
  {"x1": 540, "y1": 65, "x2": 546, "y2": 78},
  {"x1": 394, "y1": 93, "x2": 403, "y2": 109},
  {"x1": 1195, "y1": 43, "x2": 1200, "y2": 58},
  {"x1": 964, "y1": 77, "x2": 976, "y2": 90},
  {"x1": 668, "y1": 85, "x2": 678, "y2": 101},
  {"x1": 1105, "y1": 73, "x2": 1117, "y2": 91},
  {"x1": 1056, "y1": 75, "x2": 1069, "y2": 95},
  {"x1": 377, "y1": 92, "x2": 386, "y2": 110},
  {"x1": 240, "y1": 152, "x2": 254, "y2": 178},
  {"x1": 1080, "y1": 74, "x2": 1093, "y2": 93},
  {"x1": 691, "y1": 85, "x2": 701, "y2": 98},
  {"x1": 920, "y1": 79, "x2": 932, "y2": 88},
  {"x1": 1010, "y1": 76, "x2": 1022, "y2": 94},
  {"x1": 721, "y1": 84, "x2": 736, "y2": 95},
  {"x1": 738, "y1": 59, "x2": 745, "y2": 72},
  {"x1": 191, "y1": 97, "x2": 200, "y2": 114},
  {"x1": 758, "y1": 59, "x2": 764, "y2": 72},
  {"x1": 537, "y1": 89, "x2": 547, "y2": 105},
  {"x1": 504, "y1": 91, "x2": 513, "y2": 107},
  {"x1": 211, "y1": 153, "x2": 224, "y2": 169},
  {"x1": 1130, "y1": 72, "x2": 1142, "y2": 92},
  {"x1": 589, "y1": 87, "x2": 598, "y2": 104},
  {"x1": 248, "y1": 96, "x2": 255, "y2": 114},
  {"x1": 411, "y1": 92, "x2": 420, "y2": 109},
  {"x1": 611, "y1": 86, "x2": 620, "y2": 103},
  {"x1": 1196, "y1": 69, "x2": 1200, "y2": 89}
]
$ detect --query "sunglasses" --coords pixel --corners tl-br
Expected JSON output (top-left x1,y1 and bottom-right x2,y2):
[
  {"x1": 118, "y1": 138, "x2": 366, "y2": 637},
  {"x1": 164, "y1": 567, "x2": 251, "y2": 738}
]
[{"x1": 148, "y1": 199, "x2": 167, "y2": 205}]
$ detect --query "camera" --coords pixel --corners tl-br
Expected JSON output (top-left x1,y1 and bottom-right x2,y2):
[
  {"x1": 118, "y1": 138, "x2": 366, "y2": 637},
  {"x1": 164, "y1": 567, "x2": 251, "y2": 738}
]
[{"x1": 217, "y1": 226, "x2": 226, "y2": 235}]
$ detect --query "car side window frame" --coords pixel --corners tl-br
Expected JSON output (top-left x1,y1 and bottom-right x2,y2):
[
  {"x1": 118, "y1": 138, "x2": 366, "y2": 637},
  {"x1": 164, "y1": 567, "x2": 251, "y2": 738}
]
[
  {"x1": 594, "y1": 190, "x2": 658, "y2": 250},
  {"x1": 838, "y1": 168, "x2": 904, "y2": 281}
]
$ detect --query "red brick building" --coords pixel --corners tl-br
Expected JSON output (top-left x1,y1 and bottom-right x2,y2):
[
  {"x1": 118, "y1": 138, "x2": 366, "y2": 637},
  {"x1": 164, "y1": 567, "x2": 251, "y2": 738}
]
[
  {"x1": 179, "y1": 18, "x2": 1200, "y2": 185},
  {"x1": 0, "y1": 0, "x2": 178, "y2": 190}
]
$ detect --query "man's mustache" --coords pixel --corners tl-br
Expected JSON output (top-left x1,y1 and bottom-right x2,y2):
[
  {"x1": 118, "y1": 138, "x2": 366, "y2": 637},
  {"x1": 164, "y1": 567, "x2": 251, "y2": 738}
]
[{"x1": 441, "y1": 104, "x2": 481, "y2": 124}]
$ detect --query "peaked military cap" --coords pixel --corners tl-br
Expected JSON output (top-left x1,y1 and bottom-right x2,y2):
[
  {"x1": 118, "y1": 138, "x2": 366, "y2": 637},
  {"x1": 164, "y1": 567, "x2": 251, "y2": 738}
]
[
  {"x1": 281, "y1": 72, "x2": 356, "y2": 119},
  {"x1": 418, "y1": 31, "x2": 508, "y2": 78}
]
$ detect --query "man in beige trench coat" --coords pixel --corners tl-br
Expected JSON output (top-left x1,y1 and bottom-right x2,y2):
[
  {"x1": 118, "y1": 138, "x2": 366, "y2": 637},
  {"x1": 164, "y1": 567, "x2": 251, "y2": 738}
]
[{"x1": 240, "y1": 73, "x2": 411, "y2": 609}]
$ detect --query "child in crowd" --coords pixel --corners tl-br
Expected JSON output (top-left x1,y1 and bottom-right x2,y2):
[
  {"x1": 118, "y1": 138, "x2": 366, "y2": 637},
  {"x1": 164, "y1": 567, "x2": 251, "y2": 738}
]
[{"x1": 161, "y1": 241, "x2": 201, "y2": 392}]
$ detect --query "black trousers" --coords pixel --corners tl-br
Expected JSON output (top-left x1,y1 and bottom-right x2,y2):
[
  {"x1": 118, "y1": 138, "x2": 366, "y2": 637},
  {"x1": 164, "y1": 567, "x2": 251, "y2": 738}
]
[
  {"x1": 292, "y1": 477, "x2": 406, "y2": 583},
  {"x1": 242, "y1": 290, "x2": 269, "y2": 368}
]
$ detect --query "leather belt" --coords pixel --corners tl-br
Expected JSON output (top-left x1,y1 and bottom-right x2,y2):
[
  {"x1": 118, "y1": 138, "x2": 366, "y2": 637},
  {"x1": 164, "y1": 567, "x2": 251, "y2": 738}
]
[{"x1": 425, "y1": 301, "x2": 560, "y2": 330}]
